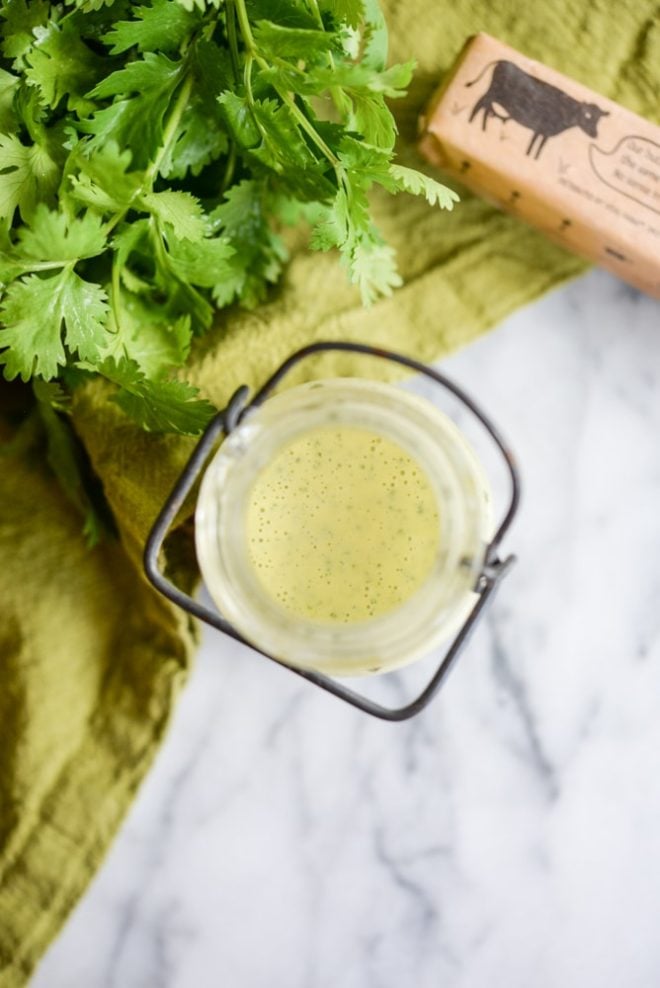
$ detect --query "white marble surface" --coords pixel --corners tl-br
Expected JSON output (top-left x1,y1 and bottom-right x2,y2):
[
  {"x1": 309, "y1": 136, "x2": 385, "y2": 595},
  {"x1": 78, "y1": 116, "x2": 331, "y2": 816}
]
[{"x1": 33, "y1": 269, "x2": 660, "y2": 988}]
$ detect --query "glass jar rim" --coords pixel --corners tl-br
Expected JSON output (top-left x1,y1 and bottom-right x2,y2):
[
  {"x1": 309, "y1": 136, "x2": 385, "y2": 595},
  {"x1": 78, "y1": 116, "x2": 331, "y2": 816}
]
[{"x1": 195, "y1": 378, "x2": 493, "y2": 676}]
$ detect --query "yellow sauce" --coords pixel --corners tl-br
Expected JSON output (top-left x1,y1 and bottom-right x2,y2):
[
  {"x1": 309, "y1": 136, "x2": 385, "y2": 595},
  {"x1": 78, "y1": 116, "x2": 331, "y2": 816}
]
[{"x1": 245, "y1": 425, "x2": 440, "y2": 623}]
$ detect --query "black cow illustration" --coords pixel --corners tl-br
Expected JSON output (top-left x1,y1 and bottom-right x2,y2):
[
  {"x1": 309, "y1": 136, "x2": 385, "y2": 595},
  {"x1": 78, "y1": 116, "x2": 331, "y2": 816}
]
[{"x1": 466, "y1": 60, "x2": 609, "y2": 159}]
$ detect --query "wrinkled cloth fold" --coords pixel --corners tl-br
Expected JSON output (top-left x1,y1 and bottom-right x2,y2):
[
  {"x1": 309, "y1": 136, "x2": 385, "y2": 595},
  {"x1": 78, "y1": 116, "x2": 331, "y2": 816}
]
[{"x1": 1, "y1": 1, "x2": 658, "y2": 983}]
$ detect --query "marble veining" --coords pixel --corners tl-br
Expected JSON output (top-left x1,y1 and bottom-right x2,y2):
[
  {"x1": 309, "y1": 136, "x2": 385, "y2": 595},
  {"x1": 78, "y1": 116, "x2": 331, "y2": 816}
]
[{"x1": 31, "y1": 269, "x2": 660, "y2": 988}]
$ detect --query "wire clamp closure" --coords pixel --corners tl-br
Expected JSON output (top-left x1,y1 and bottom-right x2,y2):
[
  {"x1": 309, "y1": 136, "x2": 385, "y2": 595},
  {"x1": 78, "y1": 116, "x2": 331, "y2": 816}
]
[{"x1": 144, "y1": 341, "x2": 521, "y2": 722}]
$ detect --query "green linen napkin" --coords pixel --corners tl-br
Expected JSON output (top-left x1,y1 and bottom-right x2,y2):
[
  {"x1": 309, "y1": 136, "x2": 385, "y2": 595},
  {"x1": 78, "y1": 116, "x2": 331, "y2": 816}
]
[{"x1": 1, "y1": 1, "x2": 658, "y2": 983}]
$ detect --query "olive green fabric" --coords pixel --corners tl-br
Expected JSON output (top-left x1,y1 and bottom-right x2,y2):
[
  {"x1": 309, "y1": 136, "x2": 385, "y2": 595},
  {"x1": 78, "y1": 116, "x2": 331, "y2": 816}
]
[{"x1": 1, "y1": 1, "x2": 659, "y2": 983}]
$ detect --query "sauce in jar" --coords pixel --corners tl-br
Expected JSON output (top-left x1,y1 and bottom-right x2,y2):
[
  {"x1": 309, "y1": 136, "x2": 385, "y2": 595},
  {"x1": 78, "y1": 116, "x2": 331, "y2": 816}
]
[
  {"x1": 245, "y1": 425, "x2": 441, "y2": 623},
  {"x1": 195, "y1": 378, "x2": 492, "y2": 676}
]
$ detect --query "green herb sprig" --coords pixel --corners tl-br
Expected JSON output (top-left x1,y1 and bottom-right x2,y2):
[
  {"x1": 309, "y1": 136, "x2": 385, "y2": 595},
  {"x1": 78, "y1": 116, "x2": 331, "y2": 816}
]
[{"x1": 0, "y1": 0, "x2": 457, "y2": 440}]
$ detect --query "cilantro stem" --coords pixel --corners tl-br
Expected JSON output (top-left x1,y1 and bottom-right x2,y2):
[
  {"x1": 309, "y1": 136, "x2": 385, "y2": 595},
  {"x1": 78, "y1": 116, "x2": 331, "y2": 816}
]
[
  {"x1": 110, "y1": 256, "x2": 122, "y2": 334},
  {"x1": 305, "y1": 0, "x2": 350, "y2": 117},
  {"x1": 225, "y1": 0, "x2": 241, "y2": 83},
  {"x1": 149, "y1": 218, "x2": 210, "y2": 326},
  {"x1": 222, "y1": 2, "x2": 240, "y2": 194},
  {"x1": 274, "y1": 83, "x2": 341, "y2": 168},
  {"x1": 233, "y1": 0, "x2": 340, "y2": 170},
  {"x1": 16, "y1": 260, "x2": 75, "y2": 273},
  {"x1": 242, "y1": 53, "x2": 269, "y2": 147},
  {"x1": 102, "y1": 209, "x2": 127, "y2": 241},
  {"x1": 102, "y1": 70, "x2": 195, "y2": 241},
  {"x1": 220, "y1": 141, "x2": 237, "y2": 195},
  {"x1": 233, "y1": 0, "x2": 256, "y2": 52},
  {"x1": 147, "y1": 72, "x2": 194, "y2": 183},
  {"x1": 306, "y1": 0, "x2": 324, "y2": 22}
]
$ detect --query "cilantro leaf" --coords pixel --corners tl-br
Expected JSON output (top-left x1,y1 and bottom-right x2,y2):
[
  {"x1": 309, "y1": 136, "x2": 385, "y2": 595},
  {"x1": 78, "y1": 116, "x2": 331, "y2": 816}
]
[
  {"x1": 0, "y1": 253, "x2": 26, "y2": 282},
  {"x1": 114, "y1": 377, "x2": 215, "y2": 434},
  {"x1": 389, "y1": 165, "x2": 459, "y2": 209},
  {"x1": 209, "y1": 180, "x2": 287, "y2": 306},
  {"x1": 319, "y1": 0, "x2": 365, "y2": 28},
  {"x1": 80, "y1": 52, "x2": 183, "y2": 166},
  {"x1": 33, "y1": 378, "x2": 72, "y2": 411},
  {"x1": 362, "y1": 0, "x2": 388, "y2": 71},
  {"x1": 62, "y1": 275, "x2": 110, "y2": 362},
  {"x1": 252, "y1": 21, "x2": 338, "y2": 60},
  {"x1": 163, "y1": 231, "x2": 234, "y2": 288},
  {"x1": 68, "y1": 141, "x2": 144, "y2": 212},
  {"x1": 338, "y1": 137, "x2": 394, "y2": 189},
  {"x1": 246, "y1": 0, "x2": 318, "y2": 28},
  {"x1": 251, "y1": 98, "x2": 318, "y2": 170},
  {"x1": 218, "y1": 91, "x2": 333, "y2": 200},
  {"x1": 86, "y1": 49, "x2": 182, "y2": 104},
  {"x1": 117, "y1": 315, "x2": 192, "y2": 379},
  {"x1": 174, "y1": 0, "x2": 221, "y2": 12},
  {"x1": 309, "y1": 188, "x2": 349, "y2": 251},
  {"x1": 100, "y1": 357, "x2": 215, "y2": 434},
  {"x1": 140, "y1": 190, "x2": 206, "y2": 241},
  {"x1": 325, "y1": 61, "x2": 416, "y2": 98},
  {"x1": 14, "y1": 205, "x2": 108, "y2": 263},
  {"x1": 64, "y1": 0, "x2": 125, "y2": 12},
  {"x1": 309, "y1": 175, "x2": 400, "y2": 304},
  {"x1": 0, "y1": 132, "x2": 59, "y2": 223},
  {"x1": 25, "y1": 18, "x2": 108, "y2": 115},
  {"x1": 0, "y1": 0, "x2": 50, "y2": 67},
  {"x1": 348, "y1": 237, "x2": 401, "y2": 304},
  {"x1": 349, "y1": 91, "x2": 397, "y2": 149},
  {"x1": 217, "y1": 91, "x2": 260, "y2": 148},
  {"x1": 0, "y1": 273, "x2": 67, "y2": 380},
  {"x1": 257, "y1": 59, "x2": 413, "y2": 101},
  {"x1": 103, "y1": 0, "x2": 200, "y2": 54},
  {"x1": 0, "y1": 68, "x2": 19, "y2": 132},
  {"x1": 100, "y1": 291, "x2": 192, "y2": 377},
  {"x1": 0, "y1": 269, "x2": 109, "y2": 380}
]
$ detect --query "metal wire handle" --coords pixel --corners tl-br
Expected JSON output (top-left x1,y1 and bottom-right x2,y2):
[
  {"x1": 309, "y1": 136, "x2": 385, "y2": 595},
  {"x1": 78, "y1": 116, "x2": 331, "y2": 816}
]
[{"x1": 144, "y1": 341, "x2": 521, "y2": 721}]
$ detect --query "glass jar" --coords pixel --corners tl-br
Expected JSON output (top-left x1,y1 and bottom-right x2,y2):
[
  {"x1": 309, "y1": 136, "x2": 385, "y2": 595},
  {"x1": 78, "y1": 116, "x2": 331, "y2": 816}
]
[{"x1": 195, "y1": 378, "x2": 493, "y2": 677}]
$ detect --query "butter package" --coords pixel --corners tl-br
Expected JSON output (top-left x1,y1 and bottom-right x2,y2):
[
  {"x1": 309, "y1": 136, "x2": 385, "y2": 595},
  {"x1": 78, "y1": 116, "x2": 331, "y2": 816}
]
[{"x1": 419, "y1": 33, "x2": 660, "y2": 298}]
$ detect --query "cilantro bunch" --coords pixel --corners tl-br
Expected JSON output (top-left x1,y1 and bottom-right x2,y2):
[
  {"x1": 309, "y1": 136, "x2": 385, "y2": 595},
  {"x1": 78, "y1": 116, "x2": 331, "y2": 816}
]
[{"x1": 0, "y1": 0, "x2": 457, "y2": 437}]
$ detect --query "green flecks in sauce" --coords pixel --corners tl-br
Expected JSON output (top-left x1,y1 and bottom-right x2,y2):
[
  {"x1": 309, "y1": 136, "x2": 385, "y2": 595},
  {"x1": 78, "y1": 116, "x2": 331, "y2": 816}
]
[{"x1": 245, "y1": 425, "x2": 440, "y2": 623}]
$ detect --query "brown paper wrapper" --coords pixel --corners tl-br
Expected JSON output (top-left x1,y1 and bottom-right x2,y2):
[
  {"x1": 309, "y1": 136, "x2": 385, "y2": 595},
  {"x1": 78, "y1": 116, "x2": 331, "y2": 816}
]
[{"x1": 419, "y1": 33, "x2": 660, "y2": 298}]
